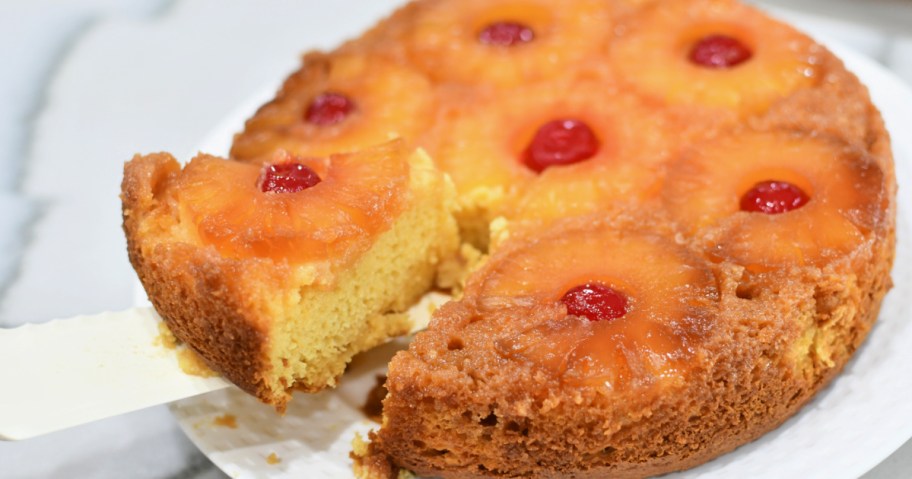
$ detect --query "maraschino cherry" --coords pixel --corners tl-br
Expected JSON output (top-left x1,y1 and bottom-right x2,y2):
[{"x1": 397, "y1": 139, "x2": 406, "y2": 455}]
[
  {"x1": 479, "y1": 21, "x2": 535, "y2": 47},
  {"x1": 561, "y1": 282, "x2": 629, "y2": 322},
  {"x1": 259, "y1": 162, "x2": 322, "y2": 193},
  {"x1": 305, "y1": 92, "x2": 355, "y2": 125},
  {"x1": 522, "y1": 119, "x2": 600, "y2": 173},
  {"x1": 740, "y1": 180, "x2": 810, "y2": 214},
  {"x1": 689, "y1": 34, "x2": 753, "y2": 69}
]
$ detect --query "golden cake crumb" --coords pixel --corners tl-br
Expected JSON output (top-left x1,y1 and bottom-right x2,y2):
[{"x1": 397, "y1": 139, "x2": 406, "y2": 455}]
[
  {"x1": 153, "y1": 322, "x2": 178, "y2": 349},
  {"x1": 436, "y1": 242, "x2": 485, "y2": 293},
  {"x1": 177, "y1": 348, "x2": 217, "y2": 377},
  {"x1": 156, "y1": 321, "x2": 218, "y2": 377},
  {"x1": 266, "y1": 453, "x2": 281, "y2": 465},
  {"x1": 212, "y1": 414, "x2": 237, "y2": 429}
]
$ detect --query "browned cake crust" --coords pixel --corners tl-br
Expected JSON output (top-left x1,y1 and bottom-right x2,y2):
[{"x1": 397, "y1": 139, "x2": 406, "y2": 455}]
[{"x1": 123, "y1": 154, "x2": 278, "y2": 401}]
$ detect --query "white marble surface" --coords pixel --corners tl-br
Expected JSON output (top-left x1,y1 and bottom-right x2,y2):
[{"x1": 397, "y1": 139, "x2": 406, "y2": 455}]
[{"x1": 0, "y1": 1, "x2": 910, "y2": 478}]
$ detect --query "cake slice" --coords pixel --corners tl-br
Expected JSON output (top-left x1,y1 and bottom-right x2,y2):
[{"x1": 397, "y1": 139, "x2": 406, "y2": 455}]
[{"x1": 122, "y1": 141, "x2": 458, "y2": 408}]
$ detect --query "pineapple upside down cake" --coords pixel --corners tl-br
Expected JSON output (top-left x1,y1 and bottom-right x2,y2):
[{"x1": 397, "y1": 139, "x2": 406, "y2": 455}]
[{"x1": 121, "y1": 0, "x2": 895, "y2": 477}]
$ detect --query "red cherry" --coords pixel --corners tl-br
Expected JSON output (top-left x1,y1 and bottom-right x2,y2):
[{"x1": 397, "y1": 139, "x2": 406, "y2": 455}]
[
  {"x1": 561, "y1": 283, "x2": 629, "y2": 322},
  {"x1": 478, "y1": 21, "x2": 535, "y2": 46},
  {"x1": 305, "y1": 92, "x2": 355, "y2": 125},
  {"x1": 739, "y1": 180, "x2": 810, "y2": 214},
  {"x1": 689, "y1": 34, "x2": 753, "y2": 69},
  {"x1": 522, "y1": 119, "x2": 600, "y2": 173},
  {"x1": 259, "y1": 162, "x2": 321, "y2": 193}
]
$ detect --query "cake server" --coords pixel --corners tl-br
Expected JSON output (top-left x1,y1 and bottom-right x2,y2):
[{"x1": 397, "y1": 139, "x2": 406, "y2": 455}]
[
  {"x1": 0, "y1": 291, "x2": 446, "y2": 441},
  {"x1": 0, "y1": 307, "x2": 229, "y2": 441}
]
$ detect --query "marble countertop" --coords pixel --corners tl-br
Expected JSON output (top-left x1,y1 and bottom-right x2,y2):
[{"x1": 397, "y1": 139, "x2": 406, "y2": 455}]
[{"x1": 1, "y1": 1, "x2": 910, "y2": 477}]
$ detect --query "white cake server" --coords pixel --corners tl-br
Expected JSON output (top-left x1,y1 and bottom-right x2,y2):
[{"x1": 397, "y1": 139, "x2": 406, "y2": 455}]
[{"x1": 0, "y1": 291, "x2": 447, "y2": 441}]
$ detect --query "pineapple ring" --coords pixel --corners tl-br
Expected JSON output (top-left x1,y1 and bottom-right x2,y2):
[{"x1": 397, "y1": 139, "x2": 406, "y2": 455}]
[
  {"x1": 609, "y1": 0, "x2": 821, "y2": 113},
  {"x1": 230, "y1": 52, "x2": 434, "y2": 163},
  {"x1": 467, "y1": 220, "x2": 718, "y2": 390},
  {"x1": 663, "y1": 131, "x2": 888, "y2": 270},
  {"x1": 177, "y1": 143, "x2": 409, "y2": 265},
  {"x1": 427, "y1": 77, "x2": 675, "y2": 226},
  {"x1": 397, "y1": 0, "x2": 613, "y2": 87}
]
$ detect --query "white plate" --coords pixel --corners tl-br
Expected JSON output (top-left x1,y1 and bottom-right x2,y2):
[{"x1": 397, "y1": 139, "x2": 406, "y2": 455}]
[{"x1": 167, "y1": 6, "x2": 912, "y2": 479}]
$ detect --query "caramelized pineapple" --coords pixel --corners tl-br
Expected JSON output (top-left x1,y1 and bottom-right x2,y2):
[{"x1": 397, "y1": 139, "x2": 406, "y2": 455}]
[
  {"x1": 509, "y1": 159, "x2": 665, "y2": 225},
  {"x1": 609, "y1": 0, "x2": 821, "y2": 114},
  {"x1": 230, "y1": 52, "x2": 434, "y2": 163},
  {"x1": 465, "y1": 218, "x2": 718, "y2": 390},
  {"x1": 426, "y1": 77, "x2": 674, "y2": 240},
  {"x1": 663, "y1": 130, "x2": 888, "y2": 271},
  {"x1": 177, "y1": 145, "x2": 410, "y2": 266},
  {"x1": 394, "y1": 0, "x2": 614, "y2": 87}
]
